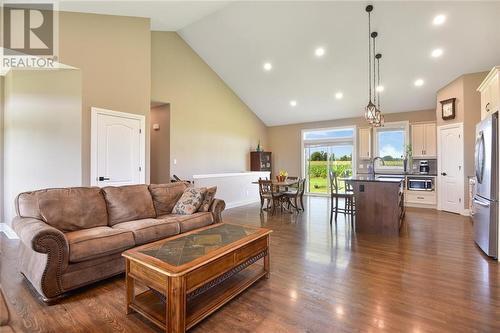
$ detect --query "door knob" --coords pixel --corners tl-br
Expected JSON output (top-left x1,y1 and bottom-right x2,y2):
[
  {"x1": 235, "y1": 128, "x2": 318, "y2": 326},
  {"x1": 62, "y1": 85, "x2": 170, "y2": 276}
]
[
  {"x1": 441, "y1": 172, "x2": 447, "y2": 176},
  {"x1": 98, "y1": 176, "x2": 110, "y2": 181}
]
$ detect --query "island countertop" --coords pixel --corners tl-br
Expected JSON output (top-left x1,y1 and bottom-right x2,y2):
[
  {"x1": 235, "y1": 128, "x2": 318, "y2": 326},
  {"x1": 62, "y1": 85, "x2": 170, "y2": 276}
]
[{"x1": 342, "y1": 175, "x2": 404, "y2": 183}]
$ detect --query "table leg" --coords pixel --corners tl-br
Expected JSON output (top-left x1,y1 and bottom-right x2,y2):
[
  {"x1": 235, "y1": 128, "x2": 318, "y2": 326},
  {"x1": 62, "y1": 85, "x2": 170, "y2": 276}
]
[
  {"x1": 264, "y1": 236, "x2": 270, "y2": 279},
  {"x1": 125, "y1": 260, "x2": 134, "y2": 314},
  {"x1": 167, "y1": 276, "x2": 186, "y2": 333}
]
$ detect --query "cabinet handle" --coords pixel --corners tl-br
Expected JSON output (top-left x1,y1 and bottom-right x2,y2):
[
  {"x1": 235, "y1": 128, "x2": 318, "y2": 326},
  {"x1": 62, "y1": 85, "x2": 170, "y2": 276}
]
[
  {"x1": 486, "y1": 102, "x2": 491, "y2": 113},
  {"x1": 417, "y1": 196, "x2": 424, "y2": 199}
]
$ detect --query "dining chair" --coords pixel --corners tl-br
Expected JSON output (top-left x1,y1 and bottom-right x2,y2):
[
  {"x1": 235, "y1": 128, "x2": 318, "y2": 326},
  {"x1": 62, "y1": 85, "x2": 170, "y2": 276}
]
[
  {"x1": 329, "y1": 170, "x2": 355, "y2": 225},
  {"x1": 283, "y1": 178, "x2": 306, "y2": 213},
  {"x1": 258, "y1": 179, "x2": 283, "y2": 214},
  {"x1": 281, "y1": 176, "x2": 299, "y2": 193}
]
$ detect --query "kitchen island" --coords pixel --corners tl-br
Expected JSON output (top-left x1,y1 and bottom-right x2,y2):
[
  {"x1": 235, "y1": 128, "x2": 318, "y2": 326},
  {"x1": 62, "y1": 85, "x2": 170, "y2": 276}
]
[{"x1": 345, "y1": 175, "x2": 405, "y2": 235}]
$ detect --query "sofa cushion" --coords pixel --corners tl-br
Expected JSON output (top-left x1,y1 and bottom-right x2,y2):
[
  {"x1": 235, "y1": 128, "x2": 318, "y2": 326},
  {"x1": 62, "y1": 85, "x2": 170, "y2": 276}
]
[
  {"x1": 15, "y1": 190, "x2": 42, "y2": 219},
  {"x1": 172, "y1": 188, "x2": 207, "y2": 215},
  {"x1": 158, "y1": 212, "x2": 214, "y2": 233},
  {"x1": 113, "y1": 218, "x2": 180, "y2": 245},
  {"x1": 149, "y1": 182, "x2": 189, "y2": 216},
  {"x1": 102, "y1": 185, "x2": 156, "y2": 225},
  {"x1": 65, "y1": 227, "x2": 135, "y2": 263},
  {"x1": 199, "y1": 186, "x2": 217, "y2": 212},
  {"x1": 35, "y1": 187, "x2": 108, "y2": 232}
]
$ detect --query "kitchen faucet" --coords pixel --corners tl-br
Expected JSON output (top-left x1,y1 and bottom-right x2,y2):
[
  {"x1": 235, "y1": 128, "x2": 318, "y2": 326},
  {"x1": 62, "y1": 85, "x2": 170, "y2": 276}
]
[{"x1": 369, "y1": 156, "x2": 385, "y2": 177}]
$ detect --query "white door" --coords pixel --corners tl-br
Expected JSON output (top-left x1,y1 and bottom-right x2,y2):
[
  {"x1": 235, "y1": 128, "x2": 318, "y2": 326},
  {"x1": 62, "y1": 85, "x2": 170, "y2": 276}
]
[
  {"x1": 91, "y1": 108, "x2": 145, "y2": 186},
  {"x1": 438, "y1": 124, "x2": 464, "y2": 214}
]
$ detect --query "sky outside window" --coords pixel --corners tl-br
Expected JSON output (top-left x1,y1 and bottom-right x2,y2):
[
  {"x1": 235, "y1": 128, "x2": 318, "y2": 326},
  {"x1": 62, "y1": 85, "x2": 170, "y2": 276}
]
[
  {"x1": 377, "y1": 130, "x2": 404, "y2": 162},
  {"x1": 304, "y1": 128, "x2": 354, "y2": 140}
]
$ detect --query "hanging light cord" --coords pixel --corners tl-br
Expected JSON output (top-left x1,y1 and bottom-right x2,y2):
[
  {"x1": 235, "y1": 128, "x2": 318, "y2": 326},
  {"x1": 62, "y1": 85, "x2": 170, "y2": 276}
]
[
  {"x1": 368, "y1": 10, "x2": 372, "y2": 102},
  {"x1": 377, "y1": 56, "x2": 381, "y2": 109},
  {"x1": 372, "y1": 34, "x2": 377, "y2": 107}
]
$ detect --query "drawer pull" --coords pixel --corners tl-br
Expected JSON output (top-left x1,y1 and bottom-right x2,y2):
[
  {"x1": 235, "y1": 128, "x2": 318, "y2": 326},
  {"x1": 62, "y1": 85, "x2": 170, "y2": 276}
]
[{"x1": 417, "y1": 196, "x2": 424, "y2": 199}]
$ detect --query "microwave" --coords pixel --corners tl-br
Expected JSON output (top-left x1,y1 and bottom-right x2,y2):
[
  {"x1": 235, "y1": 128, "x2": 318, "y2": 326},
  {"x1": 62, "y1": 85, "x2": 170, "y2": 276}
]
[{"x1": 407, "y1": 177, "x2": 434, "y2": 191}]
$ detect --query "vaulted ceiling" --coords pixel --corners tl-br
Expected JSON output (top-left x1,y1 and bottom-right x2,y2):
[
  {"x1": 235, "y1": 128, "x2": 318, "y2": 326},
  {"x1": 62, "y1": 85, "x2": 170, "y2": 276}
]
[{"x1": 61, "y1": 1, "x2": 500, "y2": 126}]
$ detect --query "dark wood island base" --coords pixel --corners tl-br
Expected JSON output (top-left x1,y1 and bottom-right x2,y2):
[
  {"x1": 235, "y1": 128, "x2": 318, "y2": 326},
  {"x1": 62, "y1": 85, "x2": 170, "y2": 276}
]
[{"x1": 346, "y1": 176, "x2": 405, "y2": 235}]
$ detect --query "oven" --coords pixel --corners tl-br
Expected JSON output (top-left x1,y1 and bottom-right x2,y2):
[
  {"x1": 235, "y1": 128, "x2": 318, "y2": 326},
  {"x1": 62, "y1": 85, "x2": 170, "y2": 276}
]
[{"x1": 407, "y1": 177, "x2": 434, "y2": 191}]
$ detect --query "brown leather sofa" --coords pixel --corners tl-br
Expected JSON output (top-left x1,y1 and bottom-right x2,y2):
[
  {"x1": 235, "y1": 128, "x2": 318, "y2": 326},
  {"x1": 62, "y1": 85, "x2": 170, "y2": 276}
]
[
  {"x1": 0, "y1": 287, "x2": 15, "y2": 332},
  {"x1": 12, "y1": 182, "x2": 225, "y2": 303}
]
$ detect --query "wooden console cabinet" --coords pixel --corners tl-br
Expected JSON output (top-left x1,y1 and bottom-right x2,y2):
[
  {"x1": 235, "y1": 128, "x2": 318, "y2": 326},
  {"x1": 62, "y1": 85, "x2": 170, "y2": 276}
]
[{"x1": 250, "y1": 152, "x2": 272, "y2": 173}]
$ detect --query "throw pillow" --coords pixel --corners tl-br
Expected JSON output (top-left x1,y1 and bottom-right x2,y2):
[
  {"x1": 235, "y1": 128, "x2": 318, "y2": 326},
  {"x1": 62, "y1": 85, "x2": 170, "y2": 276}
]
[
  {"x1": 172, "y1": 187, "x2": 207, "y2": 215},
  {"x1": 199, "y1": 186, "x2": 217, "y2": 212}
]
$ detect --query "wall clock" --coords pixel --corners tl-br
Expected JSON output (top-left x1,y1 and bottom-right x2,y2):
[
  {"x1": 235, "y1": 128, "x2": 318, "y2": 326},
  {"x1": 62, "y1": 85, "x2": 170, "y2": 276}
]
[{"x1": 440, "y1": 98, "x2": 456, "y2": 120}]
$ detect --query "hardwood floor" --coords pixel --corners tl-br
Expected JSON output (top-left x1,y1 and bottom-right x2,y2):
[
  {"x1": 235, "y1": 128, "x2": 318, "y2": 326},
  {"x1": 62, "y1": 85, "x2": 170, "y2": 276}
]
[{"x1": 1, "y1": 196, "x2": 499, "y2": 332}]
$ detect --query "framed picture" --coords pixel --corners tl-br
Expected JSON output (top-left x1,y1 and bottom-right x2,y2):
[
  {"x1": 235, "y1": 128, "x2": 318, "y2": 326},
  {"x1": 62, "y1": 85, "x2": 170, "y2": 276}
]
[{"x1": 440, "y1": 98, "x2": 456, "y2": 120}]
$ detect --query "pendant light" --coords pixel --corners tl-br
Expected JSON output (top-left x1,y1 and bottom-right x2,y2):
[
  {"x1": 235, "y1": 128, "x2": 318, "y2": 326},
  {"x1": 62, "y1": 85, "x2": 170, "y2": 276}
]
[
  {"x1": 364, "y1": 5, "x2": 377, "y2": 124},
  {"x1": 371, "y1": 31, "x2": 381, "y2": 125},
  {"x1": 364, "y1": 5, "x2": 385, "y2": 127}
]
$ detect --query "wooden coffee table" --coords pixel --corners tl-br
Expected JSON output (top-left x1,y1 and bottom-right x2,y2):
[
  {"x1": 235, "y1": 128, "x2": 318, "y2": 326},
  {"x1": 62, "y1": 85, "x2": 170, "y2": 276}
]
[{"x1": 122, "y1": 223, "x2": 272, "y2": 333}]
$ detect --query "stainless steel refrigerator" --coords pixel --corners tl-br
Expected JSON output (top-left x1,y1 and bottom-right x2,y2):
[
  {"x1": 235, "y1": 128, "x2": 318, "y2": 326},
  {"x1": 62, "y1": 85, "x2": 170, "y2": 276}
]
[{"x1": 473, "y1": 112, "x2": 498, "y2": 258}]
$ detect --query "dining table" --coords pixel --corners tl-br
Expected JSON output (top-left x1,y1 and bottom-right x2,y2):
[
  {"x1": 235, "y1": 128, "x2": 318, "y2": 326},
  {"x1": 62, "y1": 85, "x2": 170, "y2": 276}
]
[
  {"x1": 251, "y1": 179, "x2": 299, "y2": 189},
  {"x1": 252, "y1": 178, "x2": 300, "y2": 213}
]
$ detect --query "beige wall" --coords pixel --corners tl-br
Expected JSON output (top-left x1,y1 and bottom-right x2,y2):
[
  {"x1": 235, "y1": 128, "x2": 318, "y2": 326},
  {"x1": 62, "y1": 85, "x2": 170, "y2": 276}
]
[
  {"x1": 59, "y1": 12, "x2": 151, "y2": 185},
  {"x1": 0, "y1": 76, "x2": 4, "y2": 221},
  {"x1": 3, "y1": 69, "x2": 82, "y2": 224},
  {"x1": 268, "y1": 109, "x2": 436, "y2": 177},
  {"x1": 151, "y1": 32, "x2": 268, "y2": 179},
  {"x1": 150, "y1": 104, "x2": 171, "y2": 183},
  {"x1": 436, "y1": 71, "x2": 487, "y2": 209}
]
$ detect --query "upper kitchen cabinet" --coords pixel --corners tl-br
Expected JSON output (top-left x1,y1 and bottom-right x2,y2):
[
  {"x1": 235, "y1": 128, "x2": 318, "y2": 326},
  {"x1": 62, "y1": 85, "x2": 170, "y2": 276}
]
[
  {"x1": 478, "y1": 66, "x2": 500, "y2": 120},
  {"x1": 411, "y1": 123, "x2": 436, "y2": 158},
  {"x1": 358, "y1": 127, "x2": 372, "y2": 160}
]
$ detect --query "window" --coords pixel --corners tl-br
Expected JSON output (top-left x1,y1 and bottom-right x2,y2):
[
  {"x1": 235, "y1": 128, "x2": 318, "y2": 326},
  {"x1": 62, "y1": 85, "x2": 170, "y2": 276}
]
[
  {"x1": 303, "y1": 128, "x2": 354, "y2": 141},
  {"x1": 374, "y1": 122, "x2": 409, "y2": 170},
  {"x1": 302, "y1": 127, "x2": 356, "y2": 194}
]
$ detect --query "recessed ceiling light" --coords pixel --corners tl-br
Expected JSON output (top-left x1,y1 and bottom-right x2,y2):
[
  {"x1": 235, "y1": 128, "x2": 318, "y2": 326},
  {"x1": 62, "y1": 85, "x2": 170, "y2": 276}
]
[
  {"x1": 290, "y1": 100, "x2": 297, "y2": 107},
  {"x1": 263, "y1": 62, "x2": 272, "y2": 71},
  {"x1": 414, "y1": 79, "x2": 424, "y2": 87},
  {"x1": 433, "y1": 14, "x2": 446, "y2": 25},
  {"x1": 376, "y1": 85, "x2": 385, "y2": 92},
  {"x1": 335, "y1": 92, "x2": 343, "y2": 99},
  {"x1": 315, "y1": 47, "x2": 325, "y2": 57},
  {"x1": 431, "y1": 48, "x2": 443, "y2": 58}
]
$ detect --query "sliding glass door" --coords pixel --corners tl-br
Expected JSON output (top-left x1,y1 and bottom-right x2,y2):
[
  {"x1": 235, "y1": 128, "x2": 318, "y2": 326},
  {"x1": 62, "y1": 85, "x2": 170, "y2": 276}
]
[{"x1": 303, "y1": 127, "x2": 355, "y2": 195}]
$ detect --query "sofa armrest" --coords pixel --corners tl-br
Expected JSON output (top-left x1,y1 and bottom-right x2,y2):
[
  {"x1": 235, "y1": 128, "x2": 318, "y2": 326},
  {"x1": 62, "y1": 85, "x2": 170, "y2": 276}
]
[
  {"x1": 12, "y1": 216, "x2": 69, "y2": 301},
  {"x1": 210, "y1": 199, "x2": 225, "y2": 223}
]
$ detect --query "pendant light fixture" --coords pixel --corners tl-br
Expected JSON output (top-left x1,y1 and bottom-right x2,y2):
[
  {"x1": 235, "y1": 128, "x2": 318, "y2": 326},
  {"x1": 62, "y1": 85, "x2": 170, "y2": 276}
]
[
  {"x1": 364, "y1": 5, "x2": 385, "y2": 127},
  {"x1": 364, "y1": 5, "x2": 377, "y2": 124}
]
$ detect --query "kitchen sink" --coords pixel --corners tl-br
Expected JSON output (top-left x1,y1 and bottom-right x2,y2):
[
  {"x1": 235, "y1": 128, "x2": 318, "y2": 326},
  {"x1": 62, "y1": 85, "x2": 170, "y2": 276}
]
[{"x1": 375, "y1": 175, "x2": 404, "y2": 179}]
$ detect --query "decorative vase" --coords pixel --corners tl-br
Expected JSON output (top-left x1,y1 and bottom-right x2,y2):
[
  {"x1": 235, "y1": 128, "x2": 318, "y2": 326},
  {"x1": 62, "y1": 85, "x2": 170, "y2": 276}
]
[{"x1": 277, "y1": 175, "x2": 287, "y2": 182}]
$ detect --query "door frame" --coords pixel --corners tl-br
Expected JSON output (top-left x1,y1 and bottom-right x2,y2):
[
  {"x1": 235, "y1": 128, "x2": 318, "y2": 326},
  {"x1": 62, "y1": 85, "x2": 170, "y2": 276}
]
[
  {"x1": 90, "y1": 107, "x2": 146, "y2": 186},
  {"x1": 300, "y1": 125, "x2": 357, "y2": 196},
  {"x1": 437, "y1": 122, "x2": 465, "y2": 214}
]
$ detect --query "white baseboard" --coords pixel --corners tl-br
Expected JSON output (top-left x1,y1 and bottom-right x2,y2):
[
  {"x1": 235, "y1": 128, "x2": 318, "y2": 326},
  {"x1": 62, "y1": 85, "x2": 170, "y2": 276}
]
[
  {"x1": 0, "y1": 223, "x2": 19, "y2": 239},
  {"x1": 461, "y1": 209, "x2": 471, "y2": 217}
]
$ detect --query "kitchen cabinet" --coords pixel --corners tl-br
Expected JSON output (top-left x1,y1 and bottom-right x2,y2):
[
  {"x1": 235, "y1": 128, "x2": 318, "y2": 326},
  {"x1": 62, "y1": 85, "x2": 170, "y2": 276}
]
[
  {"x1": 411, "y1": 123, "x2": 436, "y2": 158},
  {"x1": 358, "y1": 127, "x2": 371, "y2": 160},
  {"x1": 478, "y1": 66, "x2": 500, "y2": 120},
  {"x1": 405, "y1": 190, "x2": 437, "y2": 206}
]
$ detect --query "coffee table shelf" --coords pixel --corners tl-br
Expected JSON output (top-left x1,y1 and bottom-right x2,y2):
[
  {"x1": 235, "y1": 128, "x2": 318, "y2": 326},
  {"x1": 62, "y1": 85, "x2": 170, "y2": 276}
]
[{"x1": 130, "y1": 264, "x2": 266, "y2": 331}]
